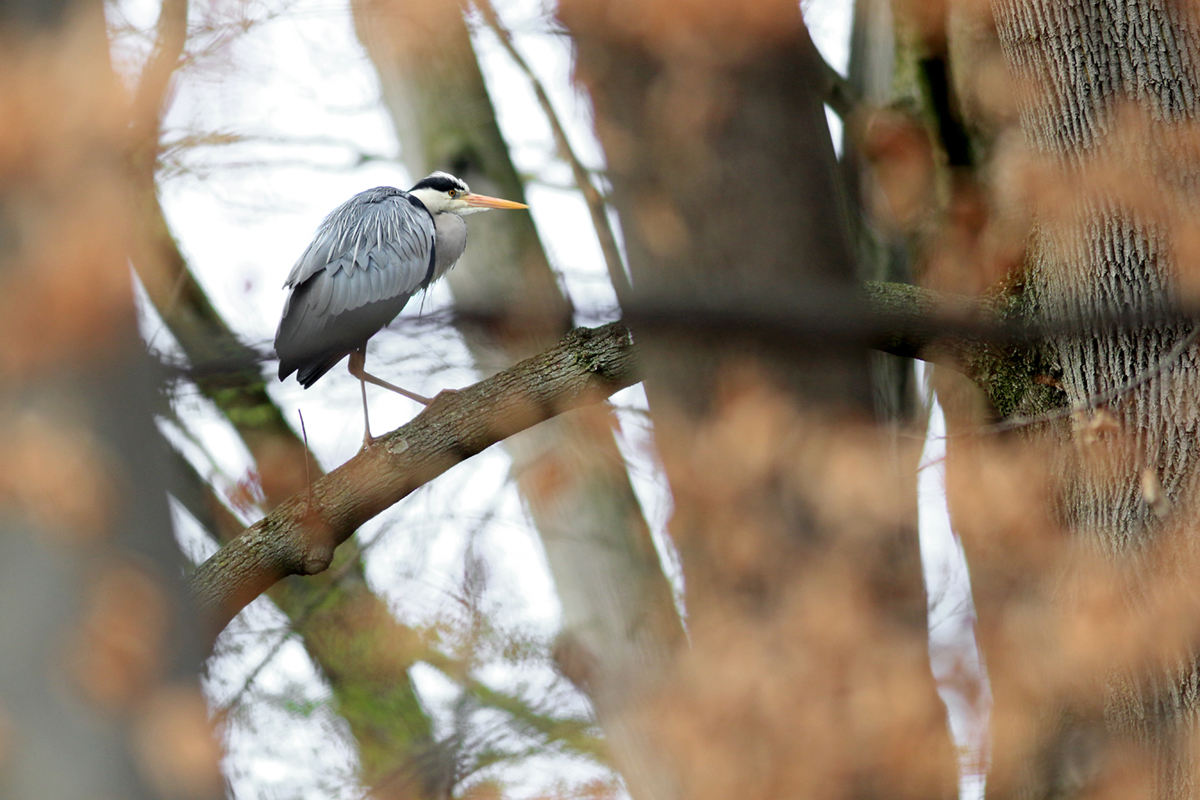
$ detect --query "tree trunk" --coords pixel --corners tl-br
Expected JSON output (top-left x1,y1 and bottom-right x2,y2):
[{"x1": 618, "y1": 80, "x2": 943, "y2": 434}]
[
  {"x1": 351, "y1": 4, "x2": 685, "y2": 797},
  {"x1": 0, "y1": 1, "x2": 220, "y2": 796},
  {"x1": 957, "y1": 1, "x2": 1200, "y2": 797},
  {"x1": 561, "y1": 1, "x2": 960, "y2": 798}
]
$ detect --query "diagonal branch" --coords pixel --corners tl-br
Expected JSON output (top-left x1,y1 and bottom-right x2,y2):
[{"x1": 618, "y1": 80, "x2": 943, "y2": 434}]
[
  {"x1": 193, "y1": 278, "x2": 1144, "y2": 639},
  {"x1": 472, "y1": 0, "x2": 633, "y2": 302},
  {"x1": 190, "y1": 321, "x2": 639, "y2": 638}
]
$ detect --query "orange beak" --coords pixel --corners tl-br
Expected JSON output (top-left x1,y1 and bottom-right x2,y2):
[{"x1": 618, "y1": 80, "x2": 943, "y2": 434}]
[{"x1": 464, "y1": 192, "x2": 528, "y2": 210}]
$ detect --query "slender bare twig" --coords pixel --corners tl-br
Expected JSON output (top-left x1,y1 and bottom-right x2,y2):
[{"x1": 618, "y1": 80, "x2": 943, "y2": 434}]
[
  {"x1": 131, "y1": 0, "x2": 189, "y2": 179},
  {"x1": 985, "y1": 324, "x2": 1200, "y2": 434},
  {"x1": 299, "y1": 409, "x2": 313, "y2": 511},
  {"x1": 472, "y1": 0, "x2": 633, "y2": 303}
]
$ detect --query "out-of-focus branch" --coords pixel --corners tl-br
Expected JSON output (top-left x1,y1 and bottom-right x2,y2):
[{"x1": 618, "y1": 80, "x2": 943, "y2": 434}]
[
  {"x1": 817, "y1": 46, "x2": 859, "y2": 119},
  {"x1": 0, "y1": 0, "x2": 222, "y2": 794},
  {"x1": 130, "y1": 0, "x2": 189, "y2": 180},
  {"x1": 628, "y1": 280, "x2": 1200, "y2": 409},
  {"x1": 625, "y1": 280, "x2": 991, "y2": 380},
  {"x1": 134, "y1": 187, "x2": 320, "y2": 505},
  {"x1": 122, "y1": 0, "x2": 312, "y2": 498},
  {"x1": 190, "y1": 321, "x2": 639, "y2": 637},
  {"x1": 860, "y1": 280, "x2": 986, "y2": 372},
  {"x1": 124, "y1": 0, "x2": 317, "y2": 507},
  {"x1": 473, "y1": 0, "x2": 632, "y2": 302}
]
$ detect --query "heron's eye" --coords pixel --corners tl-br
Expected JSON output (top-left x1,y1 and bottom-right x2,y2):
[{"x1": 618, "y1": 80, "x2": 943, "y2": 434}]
[{"x1": 448, "y1": 189, "x2": 458, "y2": 198}]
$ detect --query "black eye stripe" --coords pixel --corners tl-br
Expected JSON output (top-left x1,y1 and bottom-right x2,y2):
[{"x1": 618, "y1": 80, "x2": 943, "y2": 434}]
[{"x1": 410, "y1": 173, "x2": 470, "y2": 194}]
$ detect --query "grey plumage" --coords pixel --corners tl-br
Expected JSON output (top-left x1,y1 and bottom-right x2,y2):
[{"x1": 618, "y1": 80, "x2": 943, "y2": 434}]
[
  {"x1": 273, "y1": 172, "x2": 527, "y2": 446},
  {"x1": 275, "y1": 185, "x2": 440, "y2": 387}
]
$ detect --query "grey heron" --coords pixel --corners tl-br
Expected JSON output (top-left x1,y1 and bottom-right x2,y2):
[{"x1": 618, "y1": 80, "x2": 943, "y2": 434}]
[{"x1": 275, "y1": 171, "x2": 528, "y2": 446}]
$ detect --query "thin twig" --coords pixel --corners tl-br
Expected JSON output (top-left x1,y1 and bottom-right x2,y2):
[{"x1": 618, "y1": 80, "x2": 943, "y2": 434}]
[
  {"x1": 299, "y1": 409, "x2": 313, "y2": 511},
  {"x1": 472, "y1": 0, "x2": 634, "y2": 303},
  {"x1": 985, "y1": 324, "x2": 1200, "y2": 434},
  {"x1": 131, "y1": 0, "x2": 189, "y2": 179}
]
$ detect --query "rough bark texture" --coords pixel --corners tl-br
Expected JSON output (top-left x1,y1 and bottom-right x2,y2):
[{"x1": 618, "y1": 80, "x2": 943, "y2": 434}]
[
  {"x1": 977, "y1": 1, "x2": 1200, "y2": 797},
  {"x1": 190, "y1": 322, "x2": 639, "y2": 636},
  {"x1": 351, "y1": 4, "x2": 685, "y2": 795},
  {"x1": 997, "y1": 0, "x2": 1200, "y2": 548}
]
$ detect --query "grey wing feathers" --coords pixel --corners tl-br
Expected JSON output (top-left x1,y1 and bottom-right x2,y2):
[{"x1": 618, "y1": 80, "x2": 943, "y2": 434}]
[
  {"x1": 283, "y1": 188, "x2": 435, "y2": 312},
  {"x1": 275, "y1": 187, "x2": 436, "y2": 385}
]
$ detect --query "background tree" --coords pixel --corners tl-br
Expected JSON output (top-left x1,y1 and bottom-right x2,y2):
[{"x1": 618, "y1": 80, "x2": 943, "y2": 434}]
[
  {"x1": 26, "y1": 0, "x2": 1200, "y2": 798},
  {"x1": 0, "y1": 0, "x2": 221, "y2": 796}
]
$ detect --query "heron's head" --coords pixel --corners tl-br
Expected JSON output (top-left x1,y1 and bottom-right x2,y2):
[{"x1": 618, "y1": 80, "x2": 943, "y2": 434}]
[{"x1": 409, "y1": 171, "x2": 528, "y2": 216}]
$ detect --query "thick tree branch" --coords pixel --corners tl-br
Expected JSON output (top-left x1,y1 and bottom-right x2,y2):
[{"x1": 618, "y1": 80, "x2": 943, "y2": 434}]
[
  {"x1": 191, "y1": 279, "x2": 1132, "y2": 638},
  {"x1": 861, "y1": 279, "x2": 987, "y2": 372},
  {"x1": 190, "y1": 321, "x2": 638, "y2": 637}
]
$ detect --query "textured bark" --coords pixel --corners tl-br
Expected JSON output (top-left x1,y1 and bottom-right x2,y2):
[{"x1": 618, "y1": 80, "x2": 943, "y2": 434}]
[
  {"x1": 562, "y1": 2, "x2": 959, "y2": 799},
  {"x1": 190, "y1": 322, "x2": 639, "y2": 636},
  {"x1": 351, "y1": 4, "x2": 685, "y2": 796},
  {"x1": 971, "y1": 1, "x2": 1200, "y2": 797}
]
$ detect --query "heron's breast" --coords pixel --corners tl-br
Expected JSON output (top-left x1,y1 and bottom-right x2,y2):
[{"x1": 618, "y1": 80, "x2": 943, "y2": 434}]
[{"x1": 432, "y1": 213, "x2": 468, "y2": 282}]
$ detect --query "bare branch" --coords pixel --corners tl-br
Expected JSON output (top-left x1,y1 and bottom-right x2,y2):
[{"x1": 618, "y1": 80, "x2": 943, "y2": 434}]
[
  {"x1": 130, "y1": 0, "x2": 189, "y2": 180},
  {"x1": 190, "y1": 321, "x2": 639, "y2": 638},
  {"x1": 472, "y1": 0, "x2": 633, "y2": 302}
]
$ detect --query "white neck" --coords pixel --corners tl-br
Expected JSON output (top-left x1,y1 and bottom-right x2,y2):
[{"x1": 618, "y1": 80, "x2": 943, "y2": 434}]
[{"x1": 409, "y1": 186, "x2": 451, "y2": 214}]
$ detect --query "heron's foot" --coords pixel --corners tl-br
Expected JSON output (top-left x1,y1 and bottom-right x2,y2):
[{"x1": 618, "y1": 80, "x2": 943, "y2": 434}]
[
  {"x1": 431, "y1": 388, "x2": 459, "y2": 403},
  {"x1": 361, "y1": 431, "x2": 377, "y2": 451}
]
